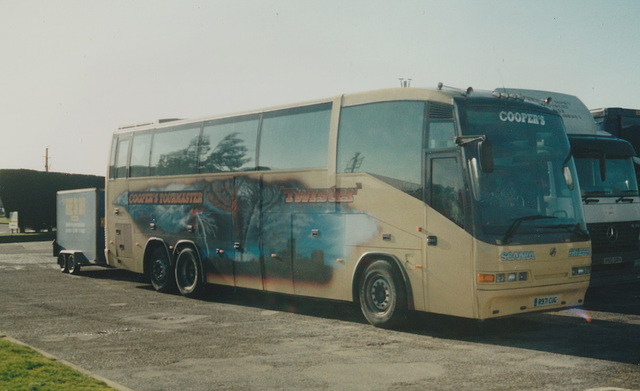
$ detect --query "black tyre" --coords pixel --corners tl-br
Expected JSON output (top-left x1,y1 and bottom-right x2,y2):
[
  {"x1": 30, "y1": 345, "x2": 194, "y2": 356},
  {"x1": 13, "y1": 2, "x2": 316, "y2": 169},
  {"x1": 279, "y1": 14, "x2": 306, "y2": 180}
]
[
  {"x1": 67, "y1": 254, "x2": 81, "y2": 275},
  {"x1": 175, "y1": 248, "x2": 205, "y2": 298},
  {"x1": 58, "y1": 254, "x2": 68, "y2": 273},
  {"x1": 359, "y1": 260, "x2": 407, "y2": 329},
  {"x1": 149, "y1": 246, "x2": 175, "y2": 293}
]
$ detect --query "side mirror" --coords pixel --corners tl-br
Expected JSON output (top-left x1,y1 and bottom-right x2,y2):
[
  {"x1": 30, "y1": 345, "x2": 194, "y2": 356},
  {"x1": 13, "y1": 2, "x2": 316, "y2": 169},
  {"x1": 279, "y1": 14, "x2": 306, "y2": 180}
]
[
  {"x1": 564, "y1": 166, "x2": 575, "y2": 191},
  {"x1": 478, "y1": 139, "x2": 494, "y2": 173}
]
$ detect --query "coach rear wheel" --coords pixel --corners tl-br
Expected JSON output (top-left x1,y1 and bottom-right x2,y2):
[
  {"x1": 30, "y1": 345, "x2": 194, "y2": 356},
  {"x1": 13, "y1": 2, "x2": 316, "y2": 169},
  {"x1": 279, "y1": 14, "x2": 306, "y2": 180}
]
[
  {"x1": 175, "y1": 248, "x2": 205, "y2": 298},
  {"x1": 359, "y1": 260, "x2": 407, "y2": 329},
  {"x1": 149, "y1": 247, "x2": 175, "y2": 293}
]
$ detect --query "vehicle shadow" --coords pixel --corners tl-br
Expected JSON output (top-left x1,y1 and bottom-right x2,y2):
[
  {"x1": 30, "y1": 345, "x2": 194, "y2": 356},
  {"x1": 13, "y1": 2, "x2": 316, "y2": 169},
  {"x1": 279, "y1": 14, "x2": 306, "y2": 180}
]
[
  {"x1": 200, "y1": 284, "x2": 368, "y2": 325},
  {"x1": 74, "y1": 267, "x2": 365, "y2": 323},
  {"x1": 68, "y1": 266, "x2": 149, "y2": 285},
  {"x1": 584, "y1": 281, "x2": 640, "y2": 316},
  {"x1": 406, "y1": 310, "x2": 640, "y2": 365},
  {"x1": 194, "y1": 283, "x2": 640, "y2": 365},
  {"x1": 407, "y1": 284, "x2": 640, "y2": 365},
  {"x1": 205, "y1": 283, "x2": 640, "y2": 366},
  {"x1": 72, "y1": 267, "x2": 640, "y2": 365}
]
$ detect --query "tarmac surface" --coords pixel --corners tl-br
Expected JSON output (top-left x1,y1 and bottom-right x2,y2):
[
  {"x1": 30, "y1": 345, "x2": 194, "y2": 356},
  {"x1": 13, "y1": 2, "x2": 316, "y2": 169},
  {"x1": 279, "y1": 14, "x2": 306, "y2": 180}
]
[{"x1": 1, "y1": 240, "x2": 639, "y2": 390}]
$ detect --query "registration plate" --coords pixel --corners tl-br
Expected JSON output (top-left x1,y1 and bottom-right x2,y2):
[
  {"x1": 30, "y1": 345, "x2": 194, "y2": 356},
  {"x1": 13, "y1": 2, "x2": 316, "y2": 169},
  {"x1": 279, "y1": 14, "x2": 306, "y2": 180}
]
[
  {"x1": 534, "y1": 295, "x2": 559, "y2": 307},
  {"x1": 604, "y1": 256, "x2": 623, "y2": 265}
]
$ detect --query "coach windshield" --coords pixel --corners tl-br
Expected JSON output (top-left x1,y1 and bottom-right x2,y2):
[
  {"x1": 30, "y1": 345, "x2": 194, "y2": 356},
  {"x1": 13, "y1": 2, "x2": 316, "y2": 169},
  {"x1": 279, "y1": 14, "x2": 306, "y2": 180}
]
[{"x1": 457, "y1": 100, "x2": 587, "y2": 245}]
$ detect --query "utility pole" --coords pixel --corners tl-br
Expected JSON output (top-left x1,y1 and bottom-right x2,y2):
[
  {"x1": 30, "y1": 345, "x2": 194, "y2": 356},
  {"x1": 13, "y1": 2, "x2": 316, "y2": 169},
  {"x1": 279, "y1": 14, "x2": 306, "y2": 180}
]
[{"x1": 44, "y1": 147, "x2": 51, "y2": 172}]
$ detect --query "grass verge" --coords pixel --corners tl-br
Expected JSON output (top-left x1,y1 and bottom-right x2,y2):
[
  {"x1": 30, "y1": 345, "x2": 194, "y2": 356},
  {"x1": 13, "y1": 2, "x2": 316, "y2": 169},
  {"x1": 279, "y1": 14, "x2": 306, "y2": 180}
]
[{"x1": 0, "y1": 338, "x2": 115, "y2": 390}]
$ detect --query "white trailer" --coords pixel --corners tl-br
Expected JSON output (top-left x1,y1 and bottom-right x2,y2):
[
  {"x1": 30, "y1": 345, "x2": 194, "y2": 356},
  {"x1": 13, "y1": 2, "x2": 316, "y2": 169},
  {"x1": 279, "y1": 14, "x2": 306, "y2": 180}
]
[{"x1": 54, "y1": 188, "x2": 106, "y2": 274}]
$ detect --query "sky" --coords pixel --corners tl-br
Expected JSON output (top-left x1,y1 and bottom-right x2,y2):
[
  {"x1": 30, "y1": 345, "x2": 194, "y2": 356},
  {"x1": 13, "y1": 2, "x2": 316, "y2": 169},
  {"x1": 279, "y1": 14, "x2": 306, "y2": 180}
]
[{"x1": 1, "y1": 0, "x2": 639, "y2": 176}]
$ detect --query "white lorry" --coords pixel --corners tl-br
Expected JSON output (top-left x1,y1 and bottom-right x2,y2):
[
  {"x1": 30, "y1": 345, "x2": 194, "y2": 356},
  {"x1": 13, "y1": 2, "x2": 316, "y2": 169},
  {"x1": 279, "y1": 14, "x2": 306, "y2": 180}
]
[{"x1": 495, "y1": 88, "x2": 640, "y2": 286}]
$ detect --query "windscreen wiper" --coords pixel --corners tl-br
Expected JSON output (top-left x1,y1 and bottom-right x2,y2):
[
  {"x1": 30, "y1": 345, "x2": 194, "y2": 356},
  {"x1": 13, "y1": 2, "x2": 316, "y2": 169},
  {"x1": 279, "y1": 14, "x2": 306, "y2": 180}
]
[
  {"x1": 583, "y1": 191, "x2": 605, "y2": 204},
  {"x1": 535, "y1": 222, "x2": 590, "y2": 240},
  {"x1": 616, "y1": 190, "x2": 638, "y2": 203},
  {"x1": 582, "y1": 190, "x2": 605, "y2": 204},
  {"x1": 502, "y1": 215, "x2": 557, "y2": 244}
]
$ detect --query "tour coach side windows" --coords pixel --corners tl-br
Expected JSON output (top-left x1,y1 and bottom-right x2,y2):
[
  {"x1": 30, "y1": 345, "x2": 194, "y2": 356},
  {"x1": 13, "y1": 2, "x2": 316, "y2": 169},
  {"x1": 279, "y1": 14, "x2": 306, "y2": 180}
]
[
  {"x1": 108, "y1": 136, "x2": 118, "y2": 179},
  {"x1": 150, "y1": 124, "x2": 202, "y2": 176},
  {"x1": 258, "y1": 103, "x2": 331, "y2": 170},
  {"x1": 337, "y1": 101, "x2": 425, "y2": 198},
  {"x1": 130, "y1": 133, "x2": 152, "y2": 177},
  {"x1": 114, "y1": 137, "x2": 130, "y2": 179},
  {"x1": 199, "y1": 116, "x2": 259, "y2": 173}
]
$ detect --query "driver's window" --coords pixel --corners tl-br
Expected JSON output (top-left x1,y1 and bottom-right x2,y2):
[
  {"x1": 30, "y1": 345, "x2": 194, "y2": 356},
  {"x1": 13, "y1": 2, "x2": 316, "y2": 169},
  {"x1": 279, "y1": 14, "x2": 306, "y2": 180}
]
[{"x1": 428, "y1": 121, "x2": 455, "y2": 149}]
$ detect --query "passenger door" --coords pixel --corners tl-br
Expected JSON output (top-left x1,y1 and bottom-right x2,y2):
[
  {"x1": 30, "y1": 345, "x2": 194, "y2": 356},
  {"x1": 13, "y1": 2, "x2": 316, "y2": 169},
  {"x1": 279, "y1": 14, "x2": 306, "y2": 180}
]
[{"x1": 425, "y1": 154, "x2": 475, "y2": 318}]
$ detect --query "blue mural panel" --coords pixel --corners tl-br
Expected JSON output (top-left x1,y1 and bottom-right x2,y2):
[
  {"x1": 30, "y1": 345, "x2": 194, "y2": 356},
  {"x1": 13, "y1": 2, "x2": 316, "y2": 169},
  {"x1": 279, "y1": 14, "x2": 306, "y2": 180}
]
[{"x1": 116, "y1": 176, "x2": 376, "y2": 286}]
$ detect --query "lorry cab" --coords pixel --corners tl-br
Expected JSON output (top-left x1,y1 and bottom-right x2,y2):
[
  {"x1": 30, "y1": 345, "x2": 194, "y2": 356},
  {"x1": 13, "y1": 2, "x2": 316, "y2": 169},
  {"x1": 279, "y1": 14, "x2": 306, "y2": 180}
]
[{"x1": 495, "y1": 89, "x2": 640, "y2": 286}]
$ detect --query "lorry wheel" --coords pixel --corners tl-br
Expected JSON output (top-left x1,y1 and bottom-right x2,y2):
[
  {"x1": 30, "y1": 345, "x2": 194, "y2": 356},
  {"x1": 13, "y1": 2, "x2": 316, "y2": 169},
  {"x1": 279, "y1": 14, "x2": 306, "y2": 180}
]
[
  {"x1": 67, "y1": 254, "x2": 81, "y2": 275},
  {"x1": 149, "y1": 247, "x2": 175, "y2": 293},
  {"x1": 58, "y1": 254, "x2": 68, "y2": 273},
  {"x1": 359, "y1": 260, "x2": 407, "y2": 329},
  {"x1": 175, "y1": 248, "x2": 205, "y2": 298}
]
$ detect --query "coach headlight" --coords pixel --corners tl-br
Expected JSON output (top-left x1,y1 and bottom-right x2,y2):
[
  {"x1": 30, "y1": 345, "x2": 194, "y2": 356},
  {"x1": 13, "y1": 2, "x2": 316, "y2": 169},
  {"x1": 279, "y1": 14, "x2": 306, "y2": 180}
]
[
  {"x1": 572, "y1": 266, "x2": 591, "y2": 276},
  {"x1": 479, "y1": 272, "x2": 527, "y2": 283}
]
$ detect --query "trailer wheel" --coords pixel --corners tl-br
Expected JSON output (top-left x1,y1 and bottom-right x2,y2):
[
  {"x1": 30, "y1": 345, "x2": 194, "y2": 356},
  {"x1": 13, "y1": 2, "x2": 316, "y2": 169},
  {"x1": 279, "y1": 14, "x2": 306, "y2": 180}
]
[
  {"x1": 175, "y1": 248, "x2": 205, "y2": 298},
  {"x1": 359, "y1": 260, "x2": 407, "y2": 329},
  {"x1": 149, "y1": 246, "x2": 175, "y2": 293},
  {"x1": 58, "y1": 254, "x2": 68, "y2": 273},
  {"x1": 67, "y1": 254, "x2": 81, "y2": 275}
]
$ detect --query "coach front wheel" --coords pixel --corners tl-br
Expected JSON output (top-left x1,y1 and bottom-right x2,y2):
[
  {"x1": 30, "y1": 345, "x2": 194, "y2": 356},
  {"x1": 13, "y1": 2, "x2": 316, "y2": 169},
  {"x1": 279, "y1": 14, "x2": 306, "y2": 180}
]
[{"x1": 359, "y1": 260, "x2": 407, "y2": 329}]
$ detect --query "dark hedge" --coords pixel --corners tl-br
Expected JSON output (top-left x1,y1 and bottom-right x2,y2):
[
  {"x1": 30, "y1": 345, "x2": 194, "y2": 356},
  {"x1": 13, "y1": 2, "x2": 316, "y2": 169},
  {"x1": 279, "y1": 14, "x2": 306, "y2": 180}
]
[{"x1": 0, "y1": 169, "x2": 104, "y2": 231}]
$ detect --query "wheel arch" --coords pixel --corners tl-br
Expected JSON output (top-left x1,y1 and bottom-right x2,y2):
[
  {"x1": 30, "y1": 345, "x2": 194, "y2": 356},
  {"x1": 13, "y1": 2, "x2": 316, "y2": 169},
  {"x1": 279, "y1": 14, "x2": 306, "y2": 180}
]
[
  {"x1": 173, "y1": 240, "x2": 206, "y2": 284},
  {"x1": 351, "y1": 252, "x2": 415, "y2": 311},
  {"x1": 142, "y1": 238, "x2": 171, "y2": 277}
]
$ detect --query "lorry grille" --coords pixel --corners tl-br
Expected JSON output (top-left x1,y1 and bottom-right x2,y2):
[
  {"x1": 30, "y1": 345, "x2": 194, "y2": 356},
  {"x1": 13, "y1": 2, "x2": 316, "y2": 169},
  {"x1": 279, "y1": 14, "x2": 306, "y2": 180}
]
[{"x1": 588, "y1": 221, "x2": 640, "y2": 253}]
